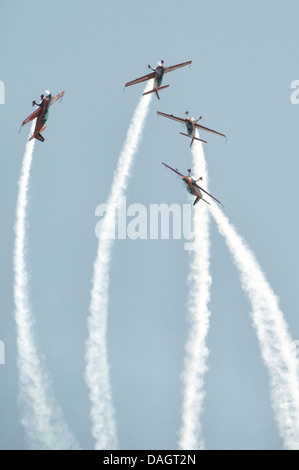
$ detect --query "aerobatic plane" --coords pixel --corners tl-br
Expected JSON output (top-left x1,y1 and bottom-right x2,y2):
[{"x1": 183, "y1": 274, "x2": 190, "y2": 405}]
[
  {"x1": 157, "y1": 111, "x2": 227, "y2": 147},
  {"x1": 20, "y1": 90, "x2": 65, "y2": 142},
  {"x1": 124, "y1": 60, "x2": 192, "y2": 100},
  {"x1": 162, "y1": 162, "x2": 223, "y2": 206}
]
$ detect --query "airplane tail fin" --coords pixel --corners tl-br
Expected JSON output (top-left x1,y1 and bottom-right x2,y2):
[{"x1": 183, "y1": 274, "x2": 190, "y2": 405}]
[
  {"x1": 28, "y1": 126, "x2": 46, "y2": 142},
  {"x1": 143, "y1": 85, "x2": 170, "y2": 99},
  {"x1": 180, "y1": 132, "x2": 208, "y2": 145},
  {"x1": 36, "y1": 133, "x2": 45, "y2": 142}
]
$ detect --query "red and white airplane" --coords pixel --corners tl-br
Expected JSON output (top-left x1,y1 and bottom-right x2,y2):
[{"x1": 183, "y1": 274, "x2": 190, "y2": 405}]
[
  {"x1": 157, "y1": 111, "x2": 227, "y2": 147},
  {"x1": 125, "y1": 60, "x2": 192, "y2": 100},
  {"x1": 162, "y1": 162, "x2": 223, "y2": 206},
  {"x1": 20, "y1": 90, "x2": 65, "y2": 142}
]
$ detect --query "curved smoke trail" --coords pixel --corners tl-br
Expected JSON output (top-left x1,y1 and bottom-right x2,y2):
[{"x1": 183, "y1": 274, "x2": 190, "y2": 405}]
[
  {"x1": 85, "y1": 82, "x2": 153, "y2": 449},
  {"x1": 179, "y1": 135, "x2": 212, "y2": 450},
  {"x1": 13, "y1": 122, "x2": 79, "y2": 449},
  {"x1": 210, "y1": 204, "x2": 299, "y2": 450}
]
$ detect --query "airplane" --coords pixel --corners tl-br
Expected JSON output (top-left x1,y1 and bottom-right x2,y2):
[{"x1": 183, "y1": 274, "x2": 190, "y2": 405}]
[
  {"x1": 162, "y1": 162, "x2": 223, "y2": 206},
  {"x1": 124, "y1": 60, "x2": 192, "y2": 100},
  {"x1": 157, "y1": 111, "x2": 227, "y2": 147},
  {"x1": 20, "y1": 90, "x2": 65, "y2": 142}
]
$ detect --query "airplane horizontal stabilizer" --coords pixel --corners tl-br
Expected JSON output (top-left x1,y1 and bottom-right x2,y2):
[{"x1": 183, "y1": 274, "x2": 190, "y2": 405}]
[
  {"x1": 180, "y1": 132, "x2": 207, "y2": 144},
  {"x1": 142, "y1": 85, "x2": 170, "y2": 97}
]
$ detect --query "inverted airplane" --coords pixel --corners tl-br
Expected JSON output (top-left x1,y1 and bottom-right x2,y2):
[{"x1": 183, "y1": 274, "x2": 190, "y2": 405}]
[
  {"x1": 162, "y1": 162, "x2": 223, "y2": 206},
  {"x1": 157, "y1": 111, "x2": 227, "y2": 147},
  {"x1": 20, "y1": 90, "x2": 65, "y2": 142},
  {"x1": 124, "y1": 60, "x2": 192, "y2": 100}
]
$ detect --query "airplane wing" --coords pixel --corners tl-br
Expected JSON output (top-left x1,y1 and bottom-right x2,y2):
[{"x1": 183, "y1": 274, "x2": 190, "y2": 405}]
[
  {"x1": 164, "y1": 60, "x2": 192, "y2": 74},
  {"x1": 125, "y1": 72, "x2": 155, "y2": 88},
  {"x1": 157, "y1": 111, "x2": 186, "y2": 124},
  {"x1": 194, "y1": 182, "x2": 223, "y2": 206},
  {"x1": 50, "y1": 90, "x2": 65, "y2": 106},
  {"x1": 195, "y1": 122, "x2": 226, "y2": 140},
  {"x1": 162, "y1": 162, "x2": 184, "y2": 178},
  {"x1": 21, "y1": 107, "x2": 41, "y2": 127}
]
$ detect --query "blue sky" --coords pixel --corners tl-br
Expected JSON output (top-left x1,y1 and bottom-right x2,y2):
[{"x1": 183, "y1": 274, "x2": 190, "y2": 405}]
[{"x1": 0, "y1": 0, "x2": 299, "y2": 450}]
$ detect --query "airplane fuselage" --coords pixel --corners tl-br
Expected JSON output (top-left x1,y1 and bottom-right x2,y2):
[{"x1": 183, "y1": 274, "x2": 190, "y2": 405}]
[
  {"x1": 154, "y1": 66, "x2": 165, "y2": 88},
  {"x1": 182, "y1": 176, "x2": 201, "y2": 198},
  {"x1": 185, "y1": 118, "x2": 195, "y2": 137},
  {"x1": 41, "y1": 94, "x2": 51, "y2": 125},
  {"x1": 31, "y1": 94, "x2": 52, "y2": 142}
]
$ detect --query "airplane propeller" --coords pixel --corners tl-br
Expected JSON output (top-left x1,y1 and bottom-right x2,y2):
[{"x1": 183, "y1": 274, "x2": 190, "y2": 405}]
[{"x1": 185, "y1": 111, "x2": 202, "y2": 122}]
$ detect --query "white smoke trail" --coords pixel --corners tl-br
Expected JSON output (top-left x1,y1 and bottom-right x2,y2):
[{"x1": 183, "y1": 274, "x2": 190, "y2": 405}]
[
  {"x1": 210, "y1": 204, "x2": 299, "y2": 449},
  {"x1": 13, "y1": 122, "x2": 79, "y2": 449},
  {"x1": 85, "y1": 82, "x2": 153, "y2": 449},
  {"x1": 179, "y1": 135, "x2": 212, "y2": 450}
]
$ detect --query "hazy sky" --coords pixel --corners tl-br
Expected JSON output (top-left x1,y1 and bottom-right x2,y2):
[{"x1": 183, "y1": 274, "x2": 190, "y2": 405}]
[{"x1": 1, "y1": 0, "x2": 299, "y2": 450}]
